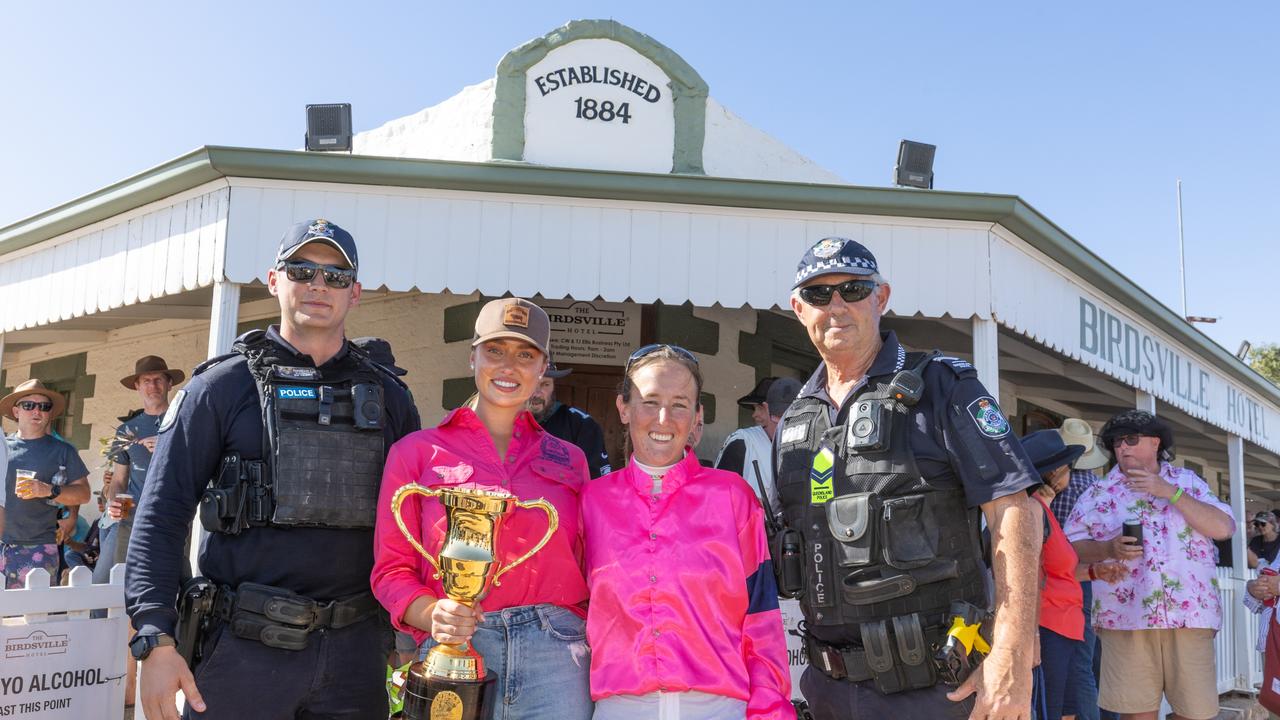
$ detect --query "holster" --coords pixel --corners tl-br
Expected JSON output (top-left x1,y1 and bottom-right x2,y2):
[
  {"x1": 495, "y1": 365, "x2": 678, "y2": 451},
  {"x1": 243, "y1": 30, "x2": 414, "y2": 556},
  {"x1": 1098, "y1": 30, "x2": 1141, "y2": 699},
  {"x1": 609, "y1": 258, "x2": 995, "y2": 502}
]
[
  {"x1": 805, "y1": 613, "x2": 942, "y2": 695},
  {"x1": 175, "y1": 577, "x2": 217, "y2": 668},
  {"x1": 212, "y1": 582, "x2": 382, "y2": 652}
]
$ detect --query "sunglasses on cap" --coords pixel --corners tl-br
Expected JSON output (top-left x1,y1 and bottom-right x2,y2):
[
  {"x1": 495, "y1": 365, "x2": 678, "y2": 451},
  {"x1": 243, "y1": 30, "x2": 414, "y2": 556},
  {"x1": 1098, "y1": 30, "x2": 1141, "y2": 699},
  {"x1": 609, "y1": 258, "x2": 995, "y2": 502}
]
[
  {"x1": 625, "y1": 344, "x2": 698, "y2": 374},
  {"x1": 17, "y1": 401, "x2": 54, "y2": 412},
  {"x1": 276, "y1": 260, "x2": 356, "y2": 289},
  {"x1": 797, "y1": 279, "x2": 878, "y2": 307}
]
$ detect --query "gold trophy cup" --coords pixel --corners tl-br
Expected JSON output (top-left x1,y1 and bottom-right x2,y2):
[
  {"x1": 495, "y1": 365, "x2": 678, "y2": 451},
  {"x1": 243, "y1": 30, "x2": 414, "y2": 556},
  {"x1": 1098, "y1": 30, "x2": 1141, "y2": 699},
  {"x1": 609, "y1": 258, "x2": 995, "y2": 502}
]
[{"x1": 391, "y1": 484, "x2": 558, "y2": 720}]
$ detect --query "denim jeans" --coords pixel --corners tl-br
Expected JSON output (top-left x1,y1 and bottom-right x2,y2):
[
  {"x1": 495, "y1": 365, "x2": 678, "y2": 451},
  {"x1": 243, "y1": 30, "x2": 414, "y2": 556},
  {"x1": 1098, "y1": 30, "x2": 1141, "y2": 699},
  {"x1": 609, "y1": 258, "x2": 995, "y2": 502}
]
[
  {"x1": 418, "y1": 604, "x2": 593, "y2": 720},
  {"x1": 1069, "y1": 582, "x2": 1100, "y2": 720},
  {"x1": 1038, "y1": 627, "x2": 1084, "y2": 720}
]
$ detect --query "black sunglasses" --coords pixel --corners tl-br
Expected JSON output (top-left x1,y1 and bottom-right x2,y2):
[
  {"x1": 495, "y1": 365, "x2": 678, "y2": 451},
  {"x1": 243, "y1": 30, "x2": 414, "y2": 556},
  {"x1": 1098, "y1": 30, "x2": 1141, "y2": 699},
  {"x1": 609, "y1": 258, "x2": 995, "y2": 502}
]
[
  {"x1": 1112, "y1": 434, "x2": 1153, "y2": 448},
  {"x1": 17, "y1": 400, "x2": 54, "y2": 412},
  {"x1": 625, "y1": 344, "x2": 698, "y2": 374},
  {"x1": 797, "y1": 279, "x2": 878, "y2": 307},
  {"x1": 276, "y1": 260, "x2": 357, "y2": 289}
]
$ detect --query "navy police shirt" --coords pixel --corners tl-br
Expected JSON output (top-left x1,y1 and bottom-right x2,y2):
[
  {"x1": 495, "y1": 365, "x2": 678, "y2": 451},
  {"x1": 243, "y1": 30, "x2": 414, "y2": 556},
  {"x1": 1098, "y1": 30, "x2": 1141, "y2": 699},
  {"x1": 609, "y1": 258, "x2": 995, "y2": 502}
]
[
  {"x1": 126, "y1": 326, "x2": 420, "y2": 637},
  {"x1": 782, "y1": 331, "x2": 1038, "y2": 509}
]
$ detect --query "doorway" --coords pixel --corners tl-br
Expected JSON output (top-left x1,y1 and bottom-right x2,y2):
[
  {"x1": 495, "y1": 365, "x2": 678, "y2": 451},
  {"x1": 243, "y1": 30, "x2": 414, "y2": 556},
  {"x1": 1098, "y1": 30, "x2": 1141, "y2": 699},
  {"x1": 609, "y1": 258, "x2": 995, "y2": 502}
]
[{"x1": 553, "y1": 363, "x2": 626, "y2": 472}]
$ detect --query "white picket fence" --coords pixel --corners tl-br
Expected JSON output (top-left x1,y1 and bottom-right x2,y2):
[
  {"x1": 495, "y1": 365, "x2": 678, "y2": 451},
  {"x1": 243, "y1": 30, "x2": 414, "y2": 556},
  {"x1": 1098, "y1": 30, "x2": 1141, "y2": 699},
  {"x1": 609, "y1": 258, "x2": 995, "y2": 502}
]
[
  {"x1": 1216, "y1": 566, "x2": 1264, "y2": 695},
  {"x1": 0, "y1": 564, "x2": 129, "y2": 720}
]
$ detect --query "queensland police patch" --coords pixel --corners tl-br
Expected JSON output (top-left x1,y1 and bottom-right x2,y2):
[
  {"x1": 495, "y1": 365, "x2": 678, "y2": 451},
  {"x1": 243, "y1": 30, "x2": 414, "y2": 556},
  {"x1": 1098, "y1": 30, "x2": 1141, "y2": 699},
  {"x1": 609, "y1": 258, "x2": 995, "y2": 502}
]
[
  {"x1": 967, "y1": 396, "x2": 1010, "y2": 438},
  {"x1": 811, "y1": 237, "x2": 844, "y2": 259},
  {"x1": 159, "y1": 390, "x2": 186, "y2": 433}
]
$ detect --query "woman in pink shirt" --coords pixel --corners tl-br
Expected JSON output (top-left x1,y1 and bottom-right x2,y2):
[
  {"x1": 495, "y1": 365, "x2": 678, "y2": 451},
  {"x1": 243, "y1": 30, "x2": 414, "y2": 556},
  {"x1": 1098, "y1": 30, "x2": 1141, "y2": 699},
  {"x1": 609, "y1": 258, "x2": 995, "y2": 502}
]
[
  {"x1": 371, "y1": 298, "x2": 592, "y2": 720},
  {"x1": 582, "y1": 345, "x2": 794, "y2": 720}
]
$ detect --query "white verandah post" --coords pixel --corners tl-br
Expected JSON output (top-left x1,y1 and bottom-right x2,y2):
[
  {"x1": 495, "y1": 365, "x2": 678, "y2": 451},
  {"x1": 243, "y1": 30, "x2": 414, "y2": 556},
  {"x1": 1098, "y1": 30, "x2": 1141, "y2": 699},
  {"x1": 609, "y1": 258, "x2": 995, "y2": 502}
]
[
  {"x1": 1228, "y1": 434, "x2": 1253, "y2": 691},
  {"x1": 972, "y1": 317, "x2": 1000, "y2": 404}
]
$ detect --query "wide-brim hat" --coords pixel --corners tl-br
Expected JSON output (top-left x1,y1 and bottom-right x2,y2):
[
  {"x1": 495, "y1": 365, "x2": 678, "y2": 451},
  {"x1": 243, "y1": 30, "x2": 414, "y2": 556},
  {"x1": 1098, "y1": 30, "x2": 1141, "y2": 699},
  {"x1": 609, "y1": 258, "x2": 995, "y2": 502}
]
[
  {"x1": 1056, "y1": 417, "x2": 1110, "y2": 470},
  {"x1": 0, "y1": 379, "x2": 68, "y2": 421},
  {"x1": 120, "y1": 355, "x2": 186, "y2": 390},
  {"x1": 351, "y1": 337, "x2": 408, "y2": 377},
  {"x1": 1099, "y1": 409, "x2": 1174, "y2": 455},
  {"x1": 1021, "y1": 429, "x2": 1086, "y2": 477}
]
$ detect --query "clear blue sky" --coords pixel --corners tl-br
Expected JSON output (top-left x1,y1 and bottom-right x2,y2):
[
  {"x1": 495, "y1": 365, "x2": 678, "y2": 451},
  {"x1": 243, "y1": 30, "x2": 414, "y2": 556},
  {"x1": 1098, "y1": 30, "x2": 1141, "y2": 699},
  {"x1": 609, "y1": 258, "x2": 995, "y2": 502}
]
[{"x1": 2, "y1": 2, "x2": 1275, "y2": 354}]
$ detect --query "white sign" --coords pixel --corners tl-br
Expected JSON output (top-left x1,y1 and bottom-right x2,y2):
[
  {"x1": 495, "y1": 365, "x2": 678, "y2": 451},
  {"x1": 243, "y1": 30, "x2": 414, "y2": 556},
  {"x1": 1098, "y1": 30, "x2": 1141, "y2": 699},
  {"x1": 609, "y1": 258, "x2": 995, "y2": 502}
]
[
  {"x1": 523, "y1": 39, "x2": 675, "y2": 173},
  {"x1": 541, "y1": 299, "x2": 641, "y2": 365},
  {"x1": 780, "y1": 599, "x2": 809, "y2": 700},
  {"x1": 0, "y1": 618, "x2": 127, "y2": 718},
  {"x1": 1075, "y1": 293, "x2": 1279, "y2": 453}
]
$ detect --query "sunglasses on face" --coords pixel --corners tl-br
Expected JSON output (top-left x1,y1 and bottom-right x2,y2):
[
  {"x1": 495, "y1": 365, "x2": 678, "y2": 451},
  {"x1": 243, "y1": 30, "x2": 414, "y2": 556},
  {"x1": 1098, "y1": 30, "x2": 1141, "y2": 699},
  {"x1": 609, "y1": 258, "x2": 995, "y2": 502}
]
[
  {"x1": 625, "y1": 344, "x2": 699, "y2": 374},
  {"x1": 1112, "y1": 434, "x2": 1155, "y2": 447},
  {"x1": 276, "y1": 260, "x2": 356, "y2": 289},
  {"x1": 797, "y1": 279, "x2": 878, "y2": 307},
  {"x1": 17, "y1": 401, "x2": 53, "y2": 412}
]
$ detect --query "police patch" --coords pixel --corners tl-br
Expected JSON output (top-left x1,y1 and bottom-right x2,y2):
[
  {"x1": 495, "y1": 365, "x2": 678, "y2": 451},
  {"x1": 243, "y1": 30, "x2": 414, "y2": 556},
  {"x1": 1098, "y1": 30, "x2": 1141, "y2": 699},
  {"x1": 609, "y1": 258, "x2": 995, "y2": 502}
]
[
  {"x1": 158, "y1": 390, "x2": 186, "y2": 433},
  {"x1": 811, "y1": 237, "x2": 845, "y2": 259},
  {"x1": 810, "y1": 447, "x2": 835, "y2": 504},
  {"x1": 276, "y1": 386, "x2": 318, "y2": 400},
  {"x1": 967, "y1": 396, "x2": 1010, "y2": 438},
  {"x1": 275, "y1": 366, "x2": 320, "y2": 380},
  {"x1": 781, "y1": 422, "x2": 807, "y2": 445}
]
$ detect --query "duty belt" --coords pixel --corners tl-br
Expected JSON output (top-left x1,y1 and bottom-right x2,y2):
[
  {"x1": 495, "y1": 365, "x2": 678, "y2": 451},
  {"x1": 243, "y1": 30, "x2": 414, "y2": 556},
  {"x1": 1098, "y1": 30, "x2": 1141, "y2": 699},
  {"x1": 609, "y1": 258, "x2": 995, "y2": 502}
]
[{"x1": 212, "y1": 582, "x2": 381, "y2": 651}]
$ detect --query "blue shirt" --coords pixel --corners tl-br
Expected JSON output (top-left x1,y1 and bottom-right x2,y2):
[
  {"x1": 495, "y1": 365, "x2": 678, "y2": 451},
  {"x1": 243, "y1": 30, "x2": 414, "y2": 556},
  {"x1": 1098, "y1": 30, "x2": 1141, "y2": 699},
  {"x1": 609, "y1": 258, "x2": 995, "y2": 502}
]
[
  {"x1": 1049, "y1": 469, "x2": 1096, "y2": 527},
  {"x1": 117, "y1": 412, "x2": 162, "y2": 500},
  {"x1": 126, "y1": 327, "x2": 421, "y2": 637},
  {"x1": 3, "y1": 433, "x2": 90, "y2": 544}
]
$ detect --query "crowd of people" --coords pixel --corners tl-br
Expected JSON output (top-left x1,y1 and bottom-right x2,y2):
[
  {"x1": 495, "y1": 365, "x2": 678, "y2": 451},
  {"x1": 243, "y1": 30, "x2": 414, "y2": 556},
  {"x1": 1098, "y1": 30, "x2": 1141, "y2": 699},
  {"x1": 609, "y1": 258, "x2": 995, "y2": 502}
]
[{"x1": 0, "y1": 222, "x2": 1256, "y2": 720}]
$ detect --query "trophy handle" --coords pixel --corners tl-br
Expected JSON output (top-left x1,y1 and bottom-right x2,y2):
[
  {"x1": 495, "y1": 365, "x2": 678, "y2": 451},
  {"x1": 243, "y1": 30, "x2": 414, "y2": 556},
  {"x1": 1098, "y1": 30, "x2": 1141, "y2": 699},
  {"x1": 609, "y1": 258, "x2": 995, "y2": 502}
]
[
  {"x1": 492, "y1": 498, "x2": 560, "y2": 586},
  {"x1": 390, "y1": 483, "x2": 445, "y2": 579}
]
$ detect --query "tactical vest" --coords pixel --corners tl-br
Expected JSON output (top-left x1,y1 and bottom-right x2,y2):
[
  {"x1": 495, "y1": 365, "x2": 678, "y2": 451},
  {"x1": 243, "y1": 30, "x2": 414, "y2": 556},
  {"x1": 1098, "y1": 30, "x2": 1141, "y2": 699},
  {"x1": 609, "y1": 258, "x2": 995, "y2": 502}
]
[
  {"x1": 774, "y1": 352, "x2": 988, "y2": 690},
  {"x1": 199, "y1": 331, "x2": 391, "y2": 532}
]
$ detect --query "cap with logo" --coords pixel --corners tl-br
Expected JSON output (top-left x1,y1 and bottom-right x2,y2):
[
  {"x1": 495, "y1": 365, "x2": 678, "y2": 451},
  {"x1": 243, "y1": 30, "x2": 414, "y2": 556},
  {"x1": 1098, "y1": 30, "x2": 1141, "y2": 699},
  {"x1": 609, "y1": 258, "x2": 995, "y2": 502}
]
[
  {"x1": 765, "y1": 377, "x2": 802, "y2": 417},
  {"x1": 793, "y1": 236, "x2": 879, "y2": 288},
  {"x1": 276, "y1": 219, "x2": 359, "y2": 271},
  {"x1": 473, "y1": 298, "x2": 550, "y2": 356}
]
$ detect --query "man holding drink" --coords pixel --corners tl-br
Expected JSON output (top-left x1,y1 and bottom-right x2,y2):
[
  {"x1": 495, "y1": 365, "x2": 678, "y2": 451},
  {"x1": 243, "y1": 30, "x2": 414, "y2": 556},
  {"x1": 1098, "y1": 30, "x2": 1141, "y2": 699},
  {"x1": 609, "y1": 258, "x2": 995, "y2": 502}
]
[
  {"x1": 1064, "y1": 410, "x2": 1234, "y2": 720},
  {"x1": 0, "y1": 379, "x2": 90, "y2": 588}
]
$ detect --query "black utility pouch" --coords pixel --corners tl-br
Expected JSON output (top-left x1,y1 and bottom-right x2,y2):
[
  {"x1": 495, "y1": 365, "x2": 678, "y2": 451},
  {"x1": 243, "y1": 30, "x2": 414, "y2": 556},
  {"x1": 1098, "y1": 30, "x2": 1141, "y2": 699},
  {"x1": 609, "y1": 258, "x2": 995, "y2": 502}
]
[
  {"x1": 880, "y1": 494, "x2": 938, "y2": 570},
  {"x1": 199, "y1": 453, "x2": 247, "y2": 534},
  {"x1": 827, "y1": 493, "x2": 877, "y2": 567},
  {"x1": 773, "y1": 528, "x2": 806, "y2": 598}
]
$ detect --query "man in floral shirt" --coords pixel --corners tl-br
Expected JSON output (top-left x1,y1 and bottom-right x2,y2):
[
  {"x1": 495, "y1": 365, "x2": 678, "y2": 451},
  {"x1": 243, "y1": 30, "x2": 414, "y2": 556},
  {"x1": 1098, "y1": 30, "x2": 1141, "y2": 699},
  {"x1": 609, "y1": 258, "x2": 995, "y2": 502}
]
[{"x1": 1064, "y1": 410, "x2": 1234, "y2": 720}]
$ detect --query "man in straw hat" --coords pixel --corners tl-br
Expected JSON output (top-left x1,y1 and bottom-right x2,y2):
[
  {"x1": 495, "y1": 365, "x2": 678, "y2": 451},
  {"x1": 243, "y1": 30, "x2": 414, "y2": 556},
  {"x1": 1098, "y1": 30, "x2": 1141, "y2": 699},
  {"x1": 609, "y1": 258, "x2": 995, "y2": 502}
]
[
  {"x1": 107, "y1": 356, "x2": 185, "y2": 568},
  {"x1": 1, "y1": 379, "x2": 90, "y2": 588},
  {"x1": 126, "y1": 219, "x2": 420, "y2": 719}
]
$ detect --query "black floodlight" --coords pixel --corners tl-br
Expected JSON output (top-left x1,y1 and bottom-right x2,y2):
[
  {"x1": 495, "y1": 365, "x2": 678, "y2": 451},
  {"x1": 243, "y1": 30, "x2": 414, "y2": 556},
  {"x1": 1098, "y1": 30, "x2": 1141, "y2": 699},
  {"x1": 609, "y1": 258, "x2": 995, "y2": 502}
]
[
  {"x1": 895, "y1": 140, "x2": 935, "y2": 189},
  {"x1": 305, "y1": 103, "x2": 353, "y2": 152}
]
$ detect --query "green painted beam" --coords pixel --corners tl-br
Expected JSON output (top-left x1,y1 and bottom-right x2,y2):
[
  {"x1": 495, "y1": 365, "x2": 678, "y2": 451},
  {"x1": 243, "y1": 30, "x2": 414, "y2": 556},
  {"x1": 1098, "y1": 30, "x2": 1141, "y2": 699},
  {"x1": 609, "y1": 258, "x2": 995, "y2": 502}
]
[{"x1": 1, "y1": 144, "x2": 1275, "y2": 410}]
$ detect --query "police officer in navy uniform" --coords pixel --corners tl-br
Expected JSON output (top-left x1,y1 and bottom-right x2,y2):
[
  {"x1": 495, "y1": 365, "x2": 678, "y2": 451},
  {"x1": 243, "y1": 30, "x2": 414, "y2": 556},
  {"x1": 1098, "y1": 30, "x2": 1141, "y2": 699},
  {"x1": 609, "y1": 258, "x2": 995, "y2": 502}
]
[
  {"x1": 771, "y1": 237, "x2": 1042, "y2": 719},
  {"x1": 527, "y1": 363, "x2": 611, "y2": 477},
  {"x1": 125, "y1": 219, "x2": 420, "y2": 720}
]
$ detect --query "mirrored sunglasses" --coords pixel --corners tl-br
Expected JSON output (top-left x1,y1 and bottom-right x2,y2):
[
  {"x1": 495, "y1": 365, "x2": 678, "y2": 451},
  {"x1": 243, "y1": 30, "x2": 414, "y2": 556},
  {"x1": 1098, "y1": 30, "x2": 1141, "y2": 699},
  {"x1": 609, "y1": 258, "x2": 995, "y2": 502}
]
[
  {"x1": 277, "y1": 260, "x2": 356, "y2": 289},
  {"x1": 625, "y1": 344, "x2": 698, "y2": 374},
  {"x1": 17, "y1": 400, "x2": 54, "y2": 412},
  {"x1": 797, "y1": 279, "x2": 878, "y2": 307}
]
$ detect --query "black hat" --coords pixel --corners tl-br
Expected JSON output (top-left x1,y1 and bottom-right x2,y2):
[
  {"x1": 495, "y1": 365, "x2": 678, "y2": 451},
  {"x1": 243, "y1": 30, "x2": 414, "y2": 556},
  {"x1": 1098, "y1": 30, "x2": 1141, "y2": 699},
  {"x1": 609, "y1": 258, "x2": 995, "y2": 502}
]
[
  {"x1": 1099, "y1": 410, "x2": 1174, "y2": 455},
  {"x1": 738, "y1": 377, "x2": 776, "y2": 408},
  {"x1": 352, "y1": 337, "x2": 407, "y2": 376},
  {"x1": 793, "y1": 237, "x2": 879, "y2": 288},
  {"x1": 277, "y1": 219, "x2": 358, "y2": 271},
  {"x1": 545, "y1": 362, "x2": 572, "y2": 379},
  {"x1": 765, "y1": 378, "x2": 802, "y2": 418},
  {"x1": 1021, "y1": 430, "x2": 1086, "y2": 477}
]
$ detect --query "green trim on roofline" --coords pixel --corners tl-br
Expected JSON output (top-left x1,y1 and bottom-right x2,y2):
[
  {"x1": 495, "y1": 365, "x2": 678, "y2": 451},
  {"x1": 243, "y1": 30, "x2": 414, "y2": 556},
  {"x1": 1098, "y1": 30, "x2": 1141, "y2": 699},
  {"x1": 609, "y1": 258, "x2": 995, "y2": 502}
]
[
  {"x1": 493, "y1": 19, "x2": 707, "y2": 174},
  {"x1": 1, "y1": 145, "x2": 1276, "y2": 409}
]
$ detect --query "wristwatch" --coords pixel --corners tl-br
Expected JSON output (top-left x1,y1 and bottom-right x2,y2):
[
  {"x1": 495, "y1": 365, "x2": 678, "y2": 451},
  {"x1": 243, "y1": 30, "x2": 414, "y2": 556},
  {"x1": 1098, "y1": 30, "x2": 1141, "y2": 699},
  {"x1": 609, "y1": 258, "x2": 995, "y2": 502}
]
[
  {"x1": 129, "y1": 633, "x2": 176, "y2": 661},
  {"x1": 48, "y1": 484, "x2": 62, "y2": 500}
]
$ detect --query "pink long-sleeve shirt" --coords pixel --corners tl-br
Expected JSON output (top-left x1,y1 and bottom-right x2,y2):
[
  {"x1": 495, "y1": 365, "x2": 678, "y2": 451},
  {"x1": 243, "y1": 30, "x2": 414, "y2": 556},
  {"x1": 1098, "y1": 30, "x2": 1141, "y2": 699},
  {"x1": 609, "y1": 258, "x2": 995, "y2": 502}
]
[
  {"x1": 582, "y1": 451, "x2": 795, "y2": 720},
  {"x1": 371, "y1": 408, "x2": 590, "y2": 644}
]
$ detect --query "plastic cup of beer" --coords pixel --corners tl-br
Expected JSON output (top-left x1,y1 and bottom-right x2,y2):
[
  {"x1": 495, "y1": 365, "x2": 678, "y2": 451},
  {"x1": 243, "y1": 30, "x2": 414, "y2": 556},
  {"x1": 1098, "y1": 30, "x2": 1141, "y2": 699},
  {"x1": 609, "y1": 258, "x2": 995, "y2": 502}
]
[
  {"x1": 14, "y1": 469, "x2": 37, "y2": 499},
  {"x1": 115, "y1": 493, "x2": 136, "y2": 518}
]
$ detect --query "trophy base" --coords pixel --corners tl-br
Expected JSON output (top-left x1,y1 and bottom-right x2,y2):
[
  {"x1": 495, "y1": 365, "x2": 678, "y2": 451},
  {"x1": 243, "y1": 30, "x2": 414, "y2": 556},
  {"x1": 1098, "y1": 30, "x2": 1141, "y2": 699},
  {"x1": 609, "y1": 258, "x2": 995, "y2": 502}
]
[{"x1": 401, "y1": 663, "x2": 496, "y2": 720}]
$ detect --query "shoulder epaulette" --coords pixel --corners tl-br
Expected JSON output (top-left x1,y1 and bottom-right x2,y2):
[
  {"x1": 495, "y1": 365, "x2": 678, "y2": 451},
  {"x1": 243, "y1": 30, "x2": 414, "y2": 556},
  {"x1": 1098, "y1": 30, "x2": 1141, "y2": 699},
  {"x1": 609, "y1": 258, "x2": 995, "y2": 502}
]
[
  {"x1": 568, "y1": 407, "x2": 592, "y2": 420},
  {"x1": 192, "y1": 352, "x2": 238, "y2": 377},
  {"x1": 931, "y1": 355, "x2": 978, "y2": 377}
]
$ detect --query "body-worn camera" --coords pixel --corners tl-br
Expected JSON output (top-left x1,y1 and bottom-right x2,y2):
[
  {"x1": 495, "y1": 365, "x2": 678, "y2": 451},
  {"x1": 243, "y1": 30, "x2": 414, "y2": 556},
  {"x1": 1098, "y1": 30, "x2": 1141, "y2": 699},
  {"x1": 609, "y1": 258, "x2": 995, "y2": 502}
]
[
  {"x1": 351, "y1": 383, "x2": 384, "y2": 430},
  {"x1": 848, "y1": 399, "x2": 893, "y2": 451}
]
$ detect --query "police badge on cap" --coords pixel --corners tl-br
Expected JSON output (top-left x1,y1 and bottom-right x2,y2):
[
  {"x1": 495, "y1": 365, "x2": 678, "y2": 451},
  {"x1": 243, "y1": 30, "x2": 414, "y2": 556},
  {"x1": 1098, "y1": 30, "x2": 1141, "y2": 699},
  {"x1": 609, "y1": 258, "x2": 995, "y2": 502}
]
[{"x1": 793, "y1": 237, "x2": 879, "y2": 288}]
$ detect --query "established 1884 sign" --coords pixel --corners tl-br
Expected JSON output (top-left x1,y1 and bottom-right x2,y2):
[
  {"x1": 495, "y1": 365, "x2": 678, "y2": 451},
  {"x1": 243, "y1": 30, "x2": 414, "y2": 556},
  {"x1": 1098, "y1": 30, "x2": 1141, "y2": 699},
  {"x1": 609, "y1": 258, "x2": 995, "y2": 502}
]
[{"x1": 524, "y1": 39, "x2": 675, "y2": 173}]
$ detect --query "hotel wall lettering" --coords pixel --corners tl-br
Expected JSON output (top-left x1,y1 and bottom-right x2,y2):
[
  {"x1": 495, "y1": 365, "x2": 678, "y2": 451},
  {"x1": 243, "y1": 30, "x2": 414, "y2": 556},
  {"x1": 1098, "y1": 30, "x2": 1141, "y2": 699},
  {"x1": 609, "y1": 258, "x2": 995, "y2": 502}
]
[{"x1": 1078, "y1": 296, "x2": 1269, "y2": 442}]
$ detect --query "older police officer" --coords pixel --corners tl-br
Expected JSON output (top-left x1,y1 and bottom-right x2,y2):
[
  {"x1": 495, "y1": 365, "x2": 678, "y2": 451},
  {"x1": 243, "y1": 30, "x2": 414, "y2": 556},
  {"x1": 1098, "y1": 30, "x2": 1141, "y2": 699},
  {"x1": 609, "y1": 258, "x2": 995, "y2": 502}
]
[
  {"x1": 126, "y1": 220, "x2": 420, "y2": 720},
  {"x1": 771, "y1": 237, "x2": 1042, "y2": 719}
]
